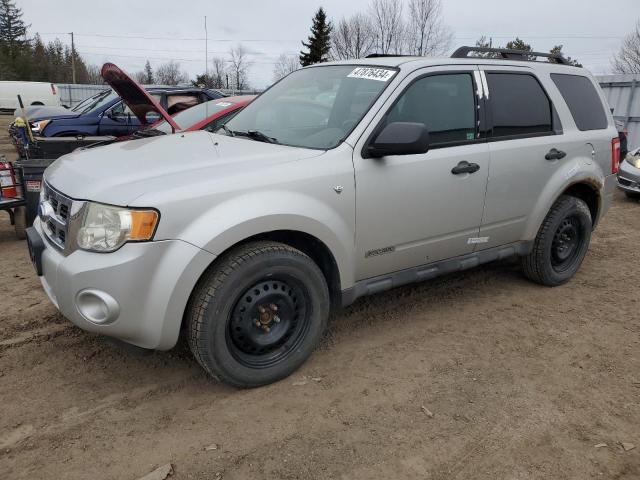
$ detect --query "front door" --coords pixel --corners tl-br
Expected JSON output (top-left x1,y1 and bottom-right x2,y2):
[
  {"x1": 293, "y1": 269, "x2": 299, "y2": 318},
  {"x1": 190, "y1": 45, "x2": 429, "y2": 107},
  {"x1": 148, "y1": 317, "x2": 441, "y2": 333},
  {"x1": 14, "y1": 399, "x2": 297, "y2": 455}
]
[
  {"x1": 98, "y1": 101, "x2": 140, "y2": 135},
  {"x1": 353, "y1": 66, "x2": 490, "y2": 280}
]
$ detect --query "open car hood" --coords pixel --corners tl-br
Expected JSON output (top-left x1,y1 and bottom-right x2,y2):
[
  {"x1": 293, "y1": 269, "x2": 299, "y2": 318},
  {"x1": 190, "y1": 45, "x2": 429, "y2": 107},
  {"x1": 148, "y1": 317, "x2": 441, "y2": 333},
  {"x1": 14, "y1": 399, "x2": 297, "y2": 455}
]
[{"x1": 101, "y1": 63, "x2": 179, "y2": 132}]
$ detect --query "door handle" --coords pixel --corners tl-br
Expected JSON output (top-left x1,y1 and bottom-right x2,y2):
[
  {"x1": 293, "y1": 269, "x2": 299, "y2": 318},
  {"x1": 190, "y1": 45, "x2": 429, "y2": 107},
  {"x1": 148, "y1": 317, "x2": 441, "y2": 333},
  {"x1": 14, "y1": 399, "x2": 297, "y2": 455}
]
[
  {"x1": 545, "y1": 148, "x2": 566, "y2": 160},
  {"x1": 451, "y1": 161, "x2": 480, "y2": 175}
]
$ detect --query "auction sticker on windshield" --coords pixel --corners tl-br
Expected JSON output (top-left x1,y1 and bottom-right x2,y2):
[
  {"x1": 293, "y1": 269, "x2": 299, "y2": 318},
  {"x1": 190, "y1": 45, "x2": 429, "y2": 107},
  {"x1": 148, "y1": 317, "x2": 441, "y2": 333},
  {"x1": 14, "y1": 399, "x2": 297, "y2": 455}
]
[{"x1": 347, "y1": 67, "x2": 395, "y2": 82}]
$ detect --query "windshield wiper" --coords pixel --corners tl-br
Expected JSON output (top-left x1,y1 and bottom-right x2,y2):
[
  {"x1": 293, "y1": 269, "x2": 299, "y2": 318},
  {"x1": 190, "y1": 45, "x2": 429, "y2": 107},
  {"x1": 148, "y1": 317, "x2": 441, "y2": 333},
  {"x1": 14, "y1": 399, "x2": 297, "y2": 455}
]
[
  {"x1": 220, "y1": 124, "x2": 235, "y2": 137},
  {"x1": 233, "y1": 129, "x2": 279, "y2": 144},
  {"x1": 133, "y1": 128, "x2": 167, "y2": 138}
]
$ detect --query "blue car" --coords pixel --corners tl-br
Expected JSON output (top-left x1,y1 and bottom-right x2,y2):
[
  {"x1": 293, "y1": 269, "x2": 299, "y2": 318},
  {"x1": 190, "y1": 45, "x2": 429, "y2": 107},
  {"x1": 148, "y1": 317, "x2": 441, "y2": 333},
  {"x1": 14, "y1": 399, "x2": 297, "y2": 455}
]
[{"x1": 29, "y1": 86, "x2": 225, "y2": 137}]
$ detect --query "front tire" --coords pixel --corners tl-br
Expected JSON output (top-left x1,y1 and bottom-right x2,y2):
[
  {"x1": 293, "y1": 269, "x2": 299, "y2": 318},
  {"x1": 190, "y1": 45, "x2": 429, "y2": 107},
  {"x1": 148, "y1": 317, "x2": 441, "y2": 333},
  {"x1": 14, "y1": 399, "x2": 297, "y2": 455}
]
[
  {"x1": 186, "y1": 241, "x2": 330, "y2": 388},
  {"x1": 522, "y1": 195, "x2": 592, "y2": 286}
]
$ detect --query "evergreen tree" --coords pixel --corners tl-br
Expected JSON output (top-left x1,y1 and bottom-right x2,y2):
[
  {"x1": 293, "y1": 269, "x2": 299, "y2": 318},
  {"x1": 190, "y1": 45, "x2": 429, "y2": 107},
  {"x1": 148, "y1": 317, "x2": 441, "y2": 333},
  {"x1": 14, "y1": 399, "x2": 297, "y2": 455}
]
[
  {"x1": 549, "y1": 45, "x2": 582, "y2": 67},
  {"x1": 0, "y1": 0, "x2": 28, "y2": 56},
  {"x1": 299, "y1": 7, "x2": 333, "y2": 66},
  {"x1": 143, "y1": 60, "x2": 154, "y2": 84}
]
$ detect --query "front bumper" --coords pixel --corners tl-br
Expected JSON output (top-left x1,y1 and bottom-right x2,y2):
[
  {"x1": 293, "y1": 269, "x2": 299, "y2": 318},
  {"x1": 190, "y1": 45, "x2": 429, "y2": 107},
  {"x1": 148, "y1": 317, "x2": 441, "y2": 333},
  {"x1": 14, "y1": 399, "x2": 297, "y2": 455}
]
[
  {"x1": 617, "y1": 161, "x2": 640, "y2": 194},
  {"x1": 32, "y1": 218, "x2": 216, "y2": 350}
]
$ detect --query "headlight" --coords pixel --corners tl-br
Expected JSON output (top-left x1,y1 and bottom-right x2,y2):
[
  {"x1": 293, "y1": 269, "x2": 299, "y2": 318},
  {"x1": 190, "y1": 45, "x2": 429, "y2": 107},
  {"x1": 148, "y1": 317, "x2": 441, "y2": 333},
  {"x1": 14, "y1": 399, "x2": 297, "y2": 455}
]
[
  {"x1": 627, "y1": 154, "x2": 640, "y2": 169},
  {"x1": 32, "y1": 120, "x2": 50, "y2": 133},
  {"x1": 76, "y1": 202, "x2": 159, "y2": 253}
]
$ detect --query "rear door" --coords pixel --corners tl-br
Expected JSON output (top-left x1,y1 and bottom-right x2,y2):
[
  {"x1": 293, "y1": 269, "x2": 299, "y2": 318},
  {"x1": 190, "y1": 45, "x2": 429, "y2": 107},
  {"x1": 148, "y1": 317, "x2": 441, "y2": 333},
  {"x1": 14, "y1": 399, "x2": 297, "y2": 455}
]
[{"x1": 477, "y1": 66, "x2": 590, "y2": 248}]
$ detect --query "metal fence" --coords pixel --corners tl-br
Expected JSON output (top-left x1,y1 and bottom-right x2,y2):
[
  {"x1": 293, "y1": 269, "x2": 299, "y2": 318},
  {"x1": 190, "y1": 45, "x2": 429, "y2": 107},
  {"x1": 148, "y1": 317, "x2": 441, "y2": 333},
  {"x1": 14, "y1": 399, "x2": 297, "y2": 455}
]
[
  {"x1": 597, "y1": 74, "x2": 640, "y2": 149},
  {"x1": 56, "y1": 84, "x2": 108, "y2": 108}
]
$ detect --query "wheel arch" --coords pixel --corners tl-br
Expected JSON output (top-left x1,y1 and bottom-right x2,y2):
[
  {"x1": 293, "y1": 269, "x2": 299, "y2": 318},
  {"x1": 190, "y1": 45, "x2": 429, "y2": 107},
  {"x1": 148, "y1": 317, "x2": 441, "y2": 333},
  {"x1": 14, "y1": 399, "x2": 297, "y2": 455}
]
[
  {"x1": 193, "y1": 230, "x2": 343, "y2": 311},
  {"x1": 523, "y1": 161, "x2": 605, "y2": 241}
]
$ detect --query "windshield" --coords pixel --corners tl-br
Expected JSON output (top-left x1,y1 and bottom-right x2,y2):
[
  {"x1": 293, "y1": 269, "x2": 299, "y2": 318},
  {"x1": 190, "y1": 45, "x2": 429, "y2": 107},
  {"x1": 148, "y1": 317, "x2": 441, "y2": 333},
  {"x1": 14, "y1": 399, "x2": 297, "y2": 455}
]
[
  {"x1": 153, "y1": 99, "x2": 237, "y2": 134},
  {"x1": 223, "y1": 65, "x2": 397, "y2": 149},
  {"x1": 72, "y1": 90, "x2": 116, "y2": 114}
]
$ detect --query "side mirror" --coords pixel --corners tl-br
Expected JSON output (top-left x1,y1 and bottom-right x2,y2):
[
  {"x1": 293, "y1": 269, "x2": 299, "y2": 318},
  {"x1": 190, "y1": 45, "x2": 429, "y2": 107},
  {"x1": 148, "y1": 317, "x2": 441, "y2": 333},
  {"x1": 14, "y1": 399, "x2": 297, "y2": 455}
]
[{"x1": 366, "y1": 122, "x2": 429, "y2": 158}]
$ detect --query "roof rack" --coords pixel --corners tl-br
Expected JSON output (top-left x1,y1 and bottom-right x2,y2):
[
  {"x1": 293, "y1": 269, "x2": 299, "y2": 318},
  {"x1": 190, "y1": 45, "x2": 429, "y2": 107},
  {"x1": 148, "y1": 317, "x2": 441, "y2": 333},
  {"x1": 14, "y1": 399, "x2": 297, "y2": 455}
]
[
  {"x1": 365, "y1": 53, "x2": 412, "y2": 58},
  {"x1": 450, "y1": 46, "x2": 571, "y2": 66}
]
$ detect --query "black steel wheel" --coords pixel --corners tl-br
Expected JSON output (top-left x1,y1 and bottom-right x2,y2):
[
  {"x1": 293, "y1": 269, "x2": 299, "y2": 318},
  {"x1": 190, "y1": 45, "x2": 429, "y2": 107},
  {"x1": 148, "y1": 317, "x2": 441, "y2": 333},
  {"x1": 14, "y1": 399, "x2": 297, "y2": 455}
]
[
  {"x1": 227, "y1": 278, "x2": 309, "y2": 369},
  {"x1": 187, "y1": 241, "x2": 330, "y2": 388},
  {"x1": 522, "y1": 195, "x2": 592, "y2": 286},
  {"x1": 550, "y1": 216, "x2": 583, "y2": 273}
]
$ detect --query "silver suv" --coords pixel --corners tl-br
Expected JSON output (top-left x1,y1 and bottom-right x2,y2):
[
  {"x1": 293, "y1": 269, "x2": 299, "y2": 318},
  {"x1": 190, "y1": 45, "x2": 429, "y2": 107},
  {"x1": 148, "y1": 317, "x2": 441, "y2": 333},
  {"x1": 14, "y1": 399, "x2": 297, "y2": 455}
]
[{"x1": 26, "y1": 47, "x2": 620, "y2": 387}]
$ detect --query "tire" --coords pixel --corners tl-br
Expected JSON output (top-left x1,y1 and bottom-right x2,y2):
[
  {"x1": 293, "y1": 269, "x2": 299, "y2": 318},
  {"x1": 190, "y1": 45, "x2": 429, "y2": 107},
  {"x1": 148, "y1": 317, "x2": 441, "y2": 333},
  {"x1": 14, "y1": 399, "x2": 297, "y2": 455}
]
[
  {"x1": 522, "y1": 195, "x2": 592, "y2": 286},
  {"x1": 624, "y1": 191, "x2": 640, "y2": 200},
  {"x1": 186, "y1": 241, "x2": 330, "y2": 388},
  {"x1": 13, "y1": 206, "x2": 26, "y2": 240}
]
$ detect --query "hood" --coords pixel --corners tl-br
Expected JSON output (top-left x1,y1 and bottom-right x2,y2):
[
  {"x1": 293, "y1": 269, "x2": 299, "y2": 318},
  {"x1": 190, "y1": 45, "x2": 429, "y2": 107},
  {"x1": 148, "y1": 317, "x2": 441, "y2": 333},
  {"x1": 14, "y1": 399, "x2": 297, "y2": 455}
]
[
  {"x1": 44, "y1": 131, "x2": 325, "y2": 205},
  {"x1": 101, "y1": 63, "x2": 179, "y2": 132},
  {"x1": 14, "y1": 105, "x2": 77, "y2": 121}
]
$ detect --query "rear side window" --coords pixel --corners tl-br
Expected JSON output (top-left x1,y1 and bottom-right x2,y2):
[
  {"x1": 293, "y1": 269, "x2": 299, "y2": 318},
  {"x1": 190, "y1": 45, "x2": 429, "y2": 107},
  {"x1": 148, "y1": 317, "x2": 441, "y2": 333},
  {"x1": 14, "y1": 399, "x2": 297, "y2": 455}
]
[
  {"x1": 551, "y1": 74, "x2": 608, "y2": 131},
  {"x1": 486, "y1": 73, "x2": 552, "y2": 138}
]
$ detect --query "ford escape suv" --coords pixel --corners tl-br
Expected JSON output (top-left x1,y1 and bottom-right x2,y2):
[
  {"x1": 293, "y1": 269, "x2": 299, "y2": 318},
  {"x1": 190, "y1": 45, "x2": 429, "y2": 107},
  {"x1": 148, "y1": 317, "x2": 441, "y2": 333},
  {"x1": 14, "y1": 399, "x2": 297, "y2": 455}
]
[{"x1": 26, "y1": 47, "x2": 620, "y2": 388}]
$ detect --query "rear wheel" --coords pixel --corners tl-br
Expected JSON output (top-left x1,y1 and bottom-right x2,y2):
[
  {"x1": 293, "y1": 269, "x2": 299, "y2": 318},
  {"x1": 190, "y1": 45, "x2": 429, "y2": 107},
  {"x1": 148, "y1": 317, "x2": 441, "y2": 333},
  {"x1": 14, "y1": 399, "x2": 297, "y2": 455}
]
[
  {"x1": 13, "y1": 206, "x2": 26, "y2": 240},
  {"x1": 522, "y1": 195, "x2": 592, "y2": 286},
  {"x1": 624, "y1": 191, "x2": 640, "y2": 200},
  {"x1": 186, "y1": 241, "x2": 330, "y2": 388}
]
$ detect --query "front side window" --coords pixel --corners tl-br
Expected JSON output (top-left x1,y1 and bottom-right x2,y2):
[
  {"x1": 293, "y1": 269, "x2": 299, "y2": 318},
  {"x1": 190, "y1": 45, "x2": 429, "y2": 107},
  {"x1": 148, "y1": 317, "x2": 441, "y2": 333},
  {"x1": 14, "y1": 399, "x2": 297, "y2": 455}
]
[
  {"x1": 223, "y1": 65, "x2": 397, "y2": 149},
  {"x1": 486, "y1": 73, "x2": 552, "y2": 137},
  {"x1": 383, "y1": 73, "x2": 477, "y2": 145}
]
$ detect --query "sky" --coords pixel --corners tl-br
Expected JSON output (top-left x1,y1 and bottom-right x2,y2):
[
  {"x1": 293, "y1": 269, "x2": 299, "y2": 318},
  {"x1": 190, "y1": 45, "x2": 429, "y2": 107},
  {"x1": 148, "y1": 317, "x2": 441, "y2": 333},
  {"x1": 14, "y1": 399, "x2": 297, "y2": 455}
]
[{"x1": 17, "y1": 0, "x2": 640, "y2": 88}]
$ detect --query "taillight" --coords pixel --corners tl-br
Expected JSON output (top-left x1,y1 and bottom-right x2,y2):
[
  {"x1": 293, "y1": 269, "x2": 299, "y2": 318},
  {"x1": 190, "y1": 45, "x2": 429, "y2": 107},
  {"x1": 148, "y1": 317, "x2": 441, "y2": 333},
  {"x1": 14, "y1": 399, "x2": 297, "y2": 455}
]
[
  {"x1": 50, "y1": 83, "x2": 57, "y2": 95},
  {"x1": 612, "y1": 137, "x2": 620, "y2": 174}
]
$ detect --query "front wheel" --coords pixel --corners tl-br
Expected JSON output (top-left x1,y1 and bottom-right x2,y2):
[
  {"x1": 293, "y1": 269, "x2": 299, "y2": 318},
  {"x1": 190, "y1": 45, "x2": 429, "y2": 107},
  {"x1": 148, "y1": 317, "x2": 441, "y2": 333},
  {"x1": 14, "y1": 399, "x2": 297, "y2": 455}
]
[
  {"x1": 522, "y1": 195, "x2": 592, "y2": 286},
  {"x1": 186, "y1": 241, "x2": 330, "y2": 388}
]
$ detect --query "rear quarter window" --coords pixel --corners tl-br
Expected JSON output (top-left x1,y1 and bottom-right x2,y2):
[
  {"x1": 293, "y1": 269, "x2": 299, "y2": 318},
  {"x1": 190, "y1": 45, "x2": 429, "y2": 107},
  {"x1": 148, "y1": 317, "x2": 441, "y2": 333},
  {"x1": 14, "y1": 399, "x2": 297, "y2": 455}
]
[{"x1": 551, "y1": 74, "x2": 608, "y2": 131}]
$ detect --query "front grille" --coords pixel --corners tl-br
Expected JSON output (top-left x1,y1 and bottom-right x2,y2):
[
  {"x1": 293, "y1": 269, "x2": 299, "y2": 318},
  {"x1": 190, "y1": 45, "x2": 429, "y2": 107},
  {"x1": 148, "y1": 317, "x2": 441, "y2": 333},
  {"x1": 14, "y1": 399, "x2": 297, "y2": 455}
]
[
  {"x1": 618, "y1": 177, "x2": 634, "y2": 187},
  {"x1": 40, "y1": 182, "x2": 74, "y2": 251}
]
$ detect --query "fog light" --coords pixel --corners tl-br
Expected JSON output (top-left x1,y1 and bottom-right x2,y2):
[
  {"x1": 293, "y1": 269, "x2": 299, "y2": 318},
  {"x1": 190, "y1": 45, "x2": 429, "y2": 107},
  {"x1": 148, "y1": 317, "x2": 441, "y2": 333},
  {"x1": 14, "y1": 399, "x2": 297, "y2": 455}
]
[{"x1": 75, "y1": 289, "x2": 120, "y2": 325}]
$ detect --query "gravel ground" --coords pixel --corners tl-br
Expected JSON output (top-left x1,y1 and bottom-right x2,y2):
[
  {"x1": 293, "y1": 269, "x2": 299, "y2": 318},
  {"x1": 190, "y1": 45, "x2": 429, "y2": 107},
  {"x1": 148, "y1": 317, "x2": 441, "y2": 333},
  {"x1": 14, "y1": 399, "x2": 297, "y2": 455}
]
[{"x1": 0, "y1": 115, "x2": 639, "y2": 479}]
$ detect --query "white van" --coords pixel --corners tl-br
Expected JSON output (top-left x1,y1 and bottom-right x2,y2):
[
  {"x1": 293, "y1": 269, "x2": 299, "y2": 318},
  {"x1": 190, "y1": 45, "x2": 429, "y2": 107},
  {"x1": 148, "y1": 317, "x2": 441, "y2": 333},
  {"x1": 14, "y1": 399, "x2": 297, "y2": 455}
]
[{"x1": 0, "y1": 81, "x2": 60, "y2": 112}]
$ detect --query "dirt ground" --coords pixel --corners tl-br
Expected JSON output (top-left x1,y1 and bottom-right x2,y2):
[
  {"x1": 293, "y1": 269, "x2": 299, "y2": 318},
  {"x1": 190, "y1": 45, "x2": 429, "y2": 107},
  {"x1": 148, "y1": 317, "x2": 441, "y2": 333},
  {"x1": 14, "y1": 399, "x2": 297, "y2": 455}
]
[{"x1": 1, "y1": 115, "x2": 639, "y2": 479}]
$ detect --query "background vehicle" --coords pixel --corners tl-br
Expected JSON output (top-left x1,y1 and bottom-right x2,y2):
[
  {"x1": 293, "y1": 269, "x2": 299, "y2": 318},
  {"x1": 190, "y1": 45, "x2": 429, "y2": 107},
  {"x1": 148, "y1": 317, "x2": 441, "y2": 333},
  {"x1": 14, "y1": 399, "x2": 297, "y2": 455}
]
[
  {"x1": 138, "y1": 95, "x2": 255, "y2": 137},
  {"x1": 617, "y1": 146, "x2": 640, "y2": 198},
  {"x1": 27, "y1": 47, "x2": 619, "y2": 388},
  {"x1": 14, "y1": 89, "x2": 108, "y2": 121},
  {"x1": 24, "y1": 85, "x2": 224, "y2": 138},
  {"x1": 0, "y1": 81, "x2": 60, "y2": 113}
]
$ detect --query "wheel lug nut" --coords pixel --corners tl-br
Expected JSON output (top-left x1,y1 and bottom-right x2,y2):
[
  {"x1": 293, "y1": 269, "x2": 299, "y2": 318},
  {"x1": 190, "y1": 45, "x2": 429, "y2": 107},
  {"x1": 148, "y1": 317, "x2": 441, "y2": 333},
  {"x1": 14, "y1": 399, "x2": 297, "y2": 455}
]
[
  {"x1": 263, "y1": 325, "x2": 271, "y2": 333},
  {"x1": 254, "y1": 320, "x2": 261, "y2": 327},
  {"x1": 270, "y1": 303, "x2": 278, "y2": 311},
  {"x1": 258, "y1": 306, "x2": 266, "y2": 313},
  {"x1": 273, "y1": 315, "x2": 281, "y2": 323}
]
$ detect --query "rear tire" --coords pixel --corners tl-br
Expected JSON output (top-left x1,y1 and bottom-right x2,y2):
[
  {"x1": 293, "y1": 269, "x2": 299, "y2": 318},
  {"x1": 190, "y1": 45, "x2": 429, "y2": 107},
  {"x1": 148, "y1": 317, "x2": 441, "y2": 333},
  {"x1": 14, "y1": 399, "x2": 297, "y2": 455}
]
[
  {"x1": 186, "y1": 241, "x2": 330, "y2": 388},
  {"x1": 624, "y1": 191, "x2": 640, "y2": 200},
  {"x1": 522, "y1": 195, "x2": 592, "y2": 286},
  {"x1": 13, "y1": 206, "x2": 26, "y2": 240}
]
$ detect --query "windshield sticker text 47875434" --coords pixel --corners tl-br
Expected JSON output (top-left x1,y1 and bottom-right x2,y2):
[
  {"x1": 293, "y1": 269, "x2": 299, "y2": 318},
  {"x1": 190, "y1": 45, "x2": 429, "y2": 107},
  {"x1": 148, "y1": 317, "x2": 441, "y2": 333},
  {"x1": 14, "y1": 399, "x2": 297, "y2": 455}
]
[{"x1": 348, "y1": 67, "x2": 395, "y2": 82}]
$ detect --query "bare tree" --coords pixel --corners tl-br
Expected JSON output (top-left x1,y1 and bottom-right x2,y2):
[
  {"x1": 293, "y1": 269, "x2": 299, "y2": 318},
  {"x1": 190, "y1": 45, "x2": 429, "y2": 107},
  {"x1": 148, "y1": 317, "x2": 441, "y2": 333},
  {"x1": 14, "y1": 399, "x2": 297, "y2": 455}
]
[
  {"x1": 613, "y1": 20, "x2": 640, "y2": 74},
  {"x1": 405, "y1": 0, "x2": 451, "y2": 56},
  {"x1": 85, "y1": 64, "x2": 104, "y2": 85},
  {"x1": 229, "y1": 44, "x2": 251, "y2": 90},
  {"x1": 369, "y1": 0, "x2": 404, "y2": 54},
  {"x1": 155, "y1": 60, "x2": 189, "y2": 85},
  {"x1": 331, "y1": 13, "x2": 376, "y2": 60},
  {"x1": 272, "y1": 53, "x2": 299, "y2": 81},
  {"x1": 211, "y1": 56, "x2": 227, "y2": 88}
]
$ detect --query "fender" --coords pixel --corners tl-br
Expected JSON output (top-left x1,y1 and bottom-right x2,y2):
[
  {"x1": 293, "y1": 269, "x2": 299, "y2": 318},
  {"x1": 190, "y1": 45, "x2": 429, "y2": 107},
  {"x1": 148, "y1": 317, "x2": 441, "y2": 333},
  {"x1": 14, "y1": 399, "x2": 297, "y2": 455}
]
[
  {"x1": 522, "y1": 155, "x2": 605, "y2": 241},
  {"x1": 176, "y1": 190, "x2": 356, "y2": 290}
]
